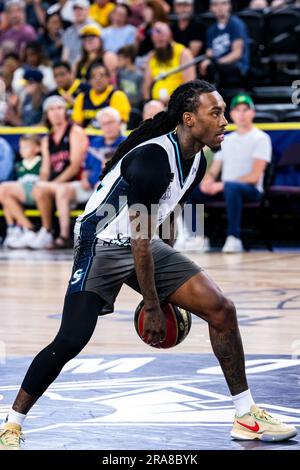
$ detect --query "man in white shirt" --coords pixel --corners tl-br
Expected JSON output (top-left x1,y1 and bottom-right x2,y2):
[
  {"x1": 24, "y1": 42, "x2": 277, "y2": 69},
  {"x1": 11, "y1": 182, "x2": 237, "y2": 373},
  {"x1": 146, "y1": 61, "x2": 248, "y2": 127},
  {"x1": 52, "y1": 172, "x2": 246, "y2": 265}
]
[{"x1": 186, "y1": 94, "x2": 272, "y2": 253}]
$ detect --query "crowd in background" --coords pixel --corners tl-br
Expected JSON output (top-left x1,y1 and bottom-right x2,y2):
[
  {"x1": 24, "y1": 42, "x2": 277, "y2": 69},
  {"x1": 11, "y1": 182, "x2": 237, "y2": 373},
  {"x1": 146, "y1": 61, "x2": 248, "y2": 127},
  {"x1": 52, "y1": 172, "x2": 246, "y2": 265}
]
[{"x1": 0, "y1": 0, "x2": 298, "y2": 251}]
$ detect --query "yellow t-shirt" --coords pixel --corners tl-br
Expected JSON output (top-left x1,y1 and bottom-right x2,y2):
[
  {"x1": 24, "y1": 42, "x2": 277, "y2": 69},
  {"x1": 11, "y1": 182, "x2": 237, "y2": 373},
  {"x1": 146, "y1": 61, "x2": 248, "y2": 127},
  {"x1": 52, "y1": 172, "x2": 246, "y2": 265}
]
[
  {"x1": 149, "y1": 42, "x2": 185, "y2": 101},
  {"x1": 89, "y1": 3, "x2": 115, "y2": 27},
  {"x1": 72, "y1": 85, "x2": 131, "y2": 126}
]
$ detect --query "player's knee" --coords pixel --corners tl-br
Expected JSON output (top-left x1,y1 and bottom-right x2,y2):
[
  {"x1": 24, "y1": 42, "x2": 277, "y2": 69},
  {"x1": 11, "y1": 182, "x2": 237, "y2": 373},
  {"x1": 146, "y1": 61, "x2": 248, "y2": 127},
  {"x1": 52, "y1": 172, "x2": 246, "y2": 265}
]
[
  {"x1": 210, "y1": 296, "x2": 237, "y2": 331},
  {"x1": 52, "y1": 334, "x2": 87, "y2": 360}
]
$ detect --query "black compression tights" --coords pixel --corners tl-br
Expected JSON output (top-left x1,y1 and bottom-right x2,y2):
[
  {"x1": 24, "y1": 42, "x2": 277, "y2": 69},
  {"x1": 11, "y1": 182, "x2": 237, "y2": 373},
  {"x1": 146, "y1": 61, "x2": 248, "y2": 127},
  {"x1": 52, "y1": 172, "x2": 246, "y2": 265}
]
[{"x1": 22, "y1": 291, "x2": 103, "y2": 398}]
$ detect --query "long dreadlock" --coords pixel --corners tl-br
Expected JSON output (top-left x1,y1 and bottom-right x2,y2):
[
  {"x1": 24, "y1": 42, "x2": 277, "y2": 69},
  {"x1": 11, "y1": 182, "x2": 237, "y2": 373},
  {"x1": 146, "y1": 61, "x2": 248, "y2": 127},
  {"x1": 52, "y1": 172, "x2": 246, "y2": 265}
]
[{"x1": 101, "y1": 79, "x2": 216, "y2": 179}]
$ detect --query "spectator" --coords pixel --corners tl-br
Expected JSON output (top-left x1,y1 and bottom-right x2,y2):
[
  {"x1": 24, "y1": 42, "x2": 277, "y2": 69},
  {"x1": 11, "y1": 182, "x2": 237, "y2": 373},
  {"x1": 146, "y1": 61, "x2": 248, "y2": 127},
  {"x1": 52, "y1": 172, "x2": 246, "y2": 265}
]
[
  {"x1": 74, "y1": 23, "x2": 117, "y2": 82},
  {"x1": 0, "y1": 134, "x2": 42, "y2": 249},
  {"x1": 62, "y1": 0, "x2": 96, "y2": 64},
  {"x1": 102, "y1": 4, "x2": 137, "y2": 53},
  {"x1": 72, "y1": 63, "x2": 131, "y2": 127},
  {"x1": 142, "y1": 98, "x2": 165, "y2": 119},
  {"x1": 27, "y1": 95, "x2": 88, "y2": 249},
  {"x1": 24, "y1": 0, "x2": 49, "y2": 29},
  {"x1": 143, "y1": 21, "x2": 195, "y2": 102},
  {"x1": 12, "y1": 41, "x2": 56, "y2": 95},
  {"x1": 0, "y1": 137, "x2": 15, "y2": 183},
  {"x1": 249, "y1": 0, "x2": 268, "y2": 9},
  {"x1": 53, "y1": 106, "x2": 126, "y2": 248},
  {"x1": 6, "y1": 68, "x2": 46, "y2": 126},
  {"x1": 137, "y1": 0, "x2": 168, "y2": 57},
  {"x1": 199, "y1": 0, "x2": 249, "y2": 87},
  {"x1": 38, "y1": 6, "x2": 64, "y2": 64},
  {"x1": 0, "y1": 0, "x2": 37, "y2": 63},
  {"x1": 48, "y1": 61, "x2": 89, "y2": 111},
  {"x1": 128, "y1": 0, "x2": 145, "y2": 27},
  {"x1": 117, "y1": 45, "x2": 144, "y2": 108},
  {"x1": 89, "y1": 0, "x2": 115, "y2": 27},
  {"x1": 186, "y1": 94, "x2": 272, "y2": 253},
  {"x1": 171, "y1": 0, "x2": 205, "y2": 58}
]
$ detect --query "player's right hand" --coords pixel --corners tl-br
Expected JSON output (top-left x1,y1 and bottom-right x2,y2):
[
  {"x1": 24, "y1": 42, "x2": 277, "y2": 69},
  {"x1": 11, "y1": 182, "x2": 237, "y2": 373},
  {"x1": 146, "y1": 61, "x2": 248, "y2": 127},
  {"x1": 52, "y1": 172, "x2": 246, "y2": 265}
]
[{"x1": 142, "y1": 308, "x2": 166, "y2": 347}]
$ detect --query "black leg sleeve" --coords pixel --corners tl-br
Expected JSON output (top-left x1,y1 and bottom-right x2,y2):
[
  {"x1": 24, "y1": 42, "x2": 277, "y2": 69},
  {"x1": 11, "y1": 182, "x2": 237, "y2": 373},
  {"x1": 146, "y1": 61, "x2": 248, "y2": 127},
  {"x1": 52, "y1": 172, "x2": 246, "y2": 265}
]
[{"x1": 22, "y1": 291, "x2": 103, "y2": 398}]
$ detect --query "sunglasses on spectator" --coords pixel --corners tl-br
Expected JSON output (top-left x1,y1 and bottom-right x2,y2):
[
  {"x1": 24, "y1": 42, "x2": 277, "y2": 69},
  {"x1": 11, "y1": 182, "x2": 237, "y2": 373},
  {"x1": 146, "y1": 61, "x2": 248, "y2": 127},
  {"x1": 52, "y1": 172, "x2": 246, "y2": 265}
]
[{"x1": 151, "y1": 27, "x2": 165, "y2": 34}]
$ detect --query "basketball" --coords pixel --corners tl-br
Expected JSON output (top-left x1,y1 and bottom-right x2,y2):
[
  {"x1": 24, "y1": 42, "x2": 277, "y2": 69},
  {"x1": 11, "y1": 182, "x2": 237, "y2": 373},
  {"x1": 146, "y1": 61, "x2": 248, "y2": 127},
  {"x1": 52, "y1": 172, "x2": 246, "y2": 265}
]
[{"x1": 134, "y1": 301, "x2": 192, "y2": 349}]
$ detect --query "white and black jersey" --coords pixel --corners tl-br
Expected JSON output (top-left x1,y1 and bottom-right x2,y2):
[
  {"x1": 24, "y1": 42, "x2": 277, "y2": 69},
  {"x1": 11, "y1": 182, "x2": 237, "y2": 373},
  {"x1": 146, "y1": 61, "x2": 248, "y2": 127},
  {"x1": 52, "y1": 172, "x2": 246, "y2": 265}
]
[{"x1": 74, "y1": 131, "x2": 207, "y2": 246}]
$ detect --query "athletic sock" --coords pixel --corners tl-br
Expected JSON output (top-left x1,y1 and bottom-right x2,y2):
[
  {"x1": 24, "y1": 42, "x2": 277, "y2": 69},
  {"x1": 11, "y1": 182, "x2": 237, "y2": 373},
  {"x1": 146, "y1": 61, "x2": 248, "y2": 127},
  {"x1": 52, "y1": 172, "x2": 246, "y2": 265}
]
[
  {"x1": 231, "y1": 389, "x2": 255, "y2": 416},
  {"x1": 5, "y1": 408, "x2": 27, "y2": 427}
]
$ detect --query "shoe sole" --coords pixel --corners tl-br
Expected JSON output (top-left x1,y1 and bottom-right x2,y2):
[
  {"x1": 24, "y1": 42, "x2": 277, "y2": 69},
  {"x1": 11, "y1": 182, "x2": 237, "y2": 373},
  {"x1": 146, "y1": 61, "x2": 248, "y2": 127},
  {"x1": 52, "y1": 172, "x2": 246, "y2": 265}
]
[{"x1": 231, "y1": 429, "x2": 298, "y2": 442}]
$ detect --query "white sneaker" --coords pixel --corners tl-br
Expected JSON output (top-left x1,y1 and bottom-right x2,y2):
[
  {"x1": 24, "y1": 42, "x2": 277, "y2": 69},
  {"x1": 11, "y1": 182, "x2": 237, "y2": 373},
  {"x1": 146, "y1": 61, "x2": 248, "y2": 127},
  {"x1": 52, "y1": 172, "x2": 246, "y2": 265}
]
[
  {"x1": 222, "y1": 235, "x2": 244, "y2": 253},
  {"x1": 27, "y1": 227, "x2": 54, "y2": 250},
  {"x1": 174, "y1": 236, "x2": 210, "y2": 252},
  {"x1": 8, "y1": 229, "x2": 37, "y2": 249},
  {"x1": 3, "y1": 226, "x2": 22, "y2": 248}
]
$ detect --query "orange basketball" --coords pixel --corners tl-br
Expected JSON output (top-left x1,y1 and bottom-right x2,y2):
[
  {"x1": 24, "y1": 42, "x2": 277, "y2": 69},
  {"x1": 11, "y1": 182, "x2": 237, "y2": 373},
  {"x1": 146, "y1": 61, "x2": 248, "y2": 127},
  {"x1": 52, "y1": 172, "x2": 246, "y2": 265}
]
[{"x1": 134, "y1": 302, "x2": 192, "y2": 349}]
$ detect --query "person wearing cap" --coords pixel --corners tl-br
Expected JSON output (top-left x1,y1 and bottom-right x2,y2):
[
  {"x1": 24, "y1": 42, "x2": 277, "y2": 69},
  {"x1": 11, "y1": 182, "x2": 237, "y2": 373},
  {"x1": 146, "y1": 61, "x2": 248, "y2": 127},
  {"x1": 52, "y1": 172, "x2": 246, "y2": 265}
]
[
  {"x1": 101, "y1": 3, "x2": 137, "y2": 54},
  {"x1": 62, "y1": 0, "x2": 98, "y2": 65},
  {"x1": 0, "y1": 0, "x2": 37, "y2": 64},
  {"x1": 171, "y1": 0, "x2": 205, "y2": 58},
  {"x1": 5, "y1": 67, "x2": 46, "y2": 126},
  {"x1": 48, "y1": 61, "x2": 89, "y2": 110},
  {"x1": 74, "y1": 23, "x2": 117, "y2": 82},
  {"x1": 25, "y1": 95, "x2": 89, "y2": 249},
  {"x1": 72, "y1": 62, "x2": 131, "y2": 127},
  {"x1": 89, "y1": 0, "x2": 116, "y2": 28},
  {"x1": 12, "y1": 40, "x2": 56, "y2": 96},
  {"x1": 185, "y1": 94, "x2": 272, "y2": 253},
  {"x1": 199, "y1": 0, "x2": 249, "y2": 87},
  {"x1": 143, "y1": 21, "x2": 195, "y2": 102}
]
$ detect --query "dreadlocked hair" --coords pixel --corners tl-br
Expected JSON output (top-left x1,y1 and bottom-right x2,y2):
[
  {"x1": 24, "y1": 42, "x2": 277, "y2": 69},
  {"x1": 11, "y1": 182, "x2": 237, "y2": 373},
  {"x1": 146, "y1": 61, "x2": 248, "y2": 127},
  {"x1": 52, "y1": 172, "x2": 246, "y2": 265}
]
[{"x1": 100, "y1": 79, "x2": 216, "y2": 179}]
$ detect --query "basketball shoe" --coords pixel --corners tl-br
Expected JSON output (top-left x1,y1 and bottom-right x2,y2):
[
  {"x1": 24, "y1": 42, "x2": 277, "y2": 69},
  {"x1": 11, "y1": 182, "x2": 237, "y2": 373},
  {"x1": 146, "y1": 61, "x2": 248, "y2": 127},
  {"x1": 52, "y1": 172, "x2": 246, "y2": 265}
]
[
  {"x1": 231, "y1": 404, "x2": 297, "y2": 441},
  {"x1": 0, "y1": 423, "x2": 24, "y2": 450}
]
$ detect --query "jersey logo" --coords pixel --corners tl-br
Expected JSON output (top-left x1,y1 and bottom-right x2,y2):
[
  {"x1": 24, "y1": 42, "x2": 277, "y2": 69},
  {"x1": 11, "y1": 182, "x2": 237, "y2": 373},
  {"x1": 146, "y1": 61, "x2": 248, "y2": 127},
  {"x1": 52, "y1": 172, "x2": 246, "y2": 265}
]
[
  {"x1": 170, "y1": 172, "x2": 174, "y2": 182},
  {"x1": 70, "y1": 268, "x2": 84, "y2": 285}
]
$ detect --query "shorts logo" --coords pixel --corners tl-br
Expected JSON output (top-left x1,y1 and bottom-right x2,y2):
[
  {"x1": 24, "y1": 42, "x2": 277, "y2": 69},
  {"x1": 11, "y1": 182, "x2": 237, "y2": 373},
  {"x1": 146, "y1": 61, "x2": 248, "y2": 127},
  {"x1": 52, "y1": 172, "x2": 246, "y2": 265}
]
[{"x1": 71, "y1": 268, "x2": 84, "y2": 285}]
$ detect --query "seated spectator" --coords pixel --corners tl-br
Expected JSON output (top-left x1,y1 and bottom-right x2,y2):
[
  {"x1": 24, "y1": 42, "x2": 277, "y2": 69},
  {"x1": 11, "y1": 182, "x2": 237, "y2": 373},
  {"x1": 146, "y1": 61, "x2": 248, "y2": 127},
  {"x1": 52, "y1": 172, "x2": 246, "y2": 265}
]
[
  {"x1": 171, "y1": 0, "x2": 205, "y2": 58},
  {"x1": 0, "y1": 53, "x2": 20, "y2": 116},
  {"x1": 199, "y1": 0, "x2": 249, "y2": 87},
  {"x1": 6, "y1": 68, "x2": 46, "y2": 126},
  {"x1": 143, "y1": 22, "x2": 195, "y2": 102},
  {"x1": 62, "y1": 0, "x2": 97, "y2": 64},
  {"x1": 12, "y1": 41, "x2": 56, "y2": 95},
  {"x1": 89, "y1": 0, "x2": 115, "y2": 27},
  {"x1": 0, "y1": 137, "x2": 15, "y2": 183},
  {"x1": 48, "y1": 61, "x2": 89, "y2": 111},
  {"x1": 142, "y1": 99, "x2": 165, "y2": 119},
  {"x1": 102, "y1": 3, "x2": 137, "y2": 53},
  {"x1": 137, "y1": 0, "x2": 169, "y2": 58},
  {"x1": 26, "y1": 96, "x2": 88, "y2": 249},
  {"x1": 38, "y1": 6, "x2": 64, "y2": 64},
  {"x1": 24, "y1": 0, "x2": 49, "y2": 29},
  {"x1": 128, "y1": 0, "x2": 145, "y2": 27},
  {"x1": 117, "y1": 45, "x2": 144, "y2": 109},
  {"x1": 72, "y1": 63, "x2": 131, "y2": 127},
  {"x1": 74, "y1": 24, "x2": 117, "y2": 82},
  {"x1": 53, "y1": 106, "x2": 126, "y2": 248},
  {"x1": 0, "y1": 134, "x2": 42, "y2": 249},
  {"x1": 249, "y1": 0, "x2": 268, "y2": 9},
  {"x1": 186, "y1": 94, "x2": 272, "y2": 253},
  {"x1": 0, "y1": 0, "x2": 37, "y2": 64}
]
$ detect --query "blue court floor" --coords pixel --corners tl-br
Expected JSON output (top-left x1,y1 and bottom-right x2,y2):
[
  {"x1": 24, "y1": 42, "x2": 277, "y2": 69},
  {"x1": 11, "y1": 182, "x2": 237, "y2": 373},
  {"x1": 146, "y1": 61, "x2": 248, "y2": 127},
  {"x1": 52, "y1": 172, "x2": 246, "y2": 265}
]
[{"x1": 1, "y1": 353, "x2": 299, "y2": 450}]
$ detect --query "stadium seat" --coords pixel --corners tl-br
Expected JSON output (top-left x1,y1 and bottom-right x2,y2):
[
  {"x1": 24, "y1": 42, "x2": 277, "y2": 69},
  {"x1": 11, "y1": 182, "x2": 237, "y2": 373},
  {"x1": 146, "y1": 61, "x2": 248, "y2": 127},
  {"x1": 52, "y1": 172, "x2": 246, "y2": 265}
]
[
  {"x1": 264, "y1": 9, "x2": 300, "y2": 60},
  {"x1": 281, "y1": 110, "x2": 300, "y2": 122},
  {"x1": 252, "y1": 86, "x2": 294, "y2": 103},
  {"x1": 253, "y1": 111, "x2": 278, "y2": 123},
  {"x1": 236, "y1": 10, "x2": 264, "y2": 57}
]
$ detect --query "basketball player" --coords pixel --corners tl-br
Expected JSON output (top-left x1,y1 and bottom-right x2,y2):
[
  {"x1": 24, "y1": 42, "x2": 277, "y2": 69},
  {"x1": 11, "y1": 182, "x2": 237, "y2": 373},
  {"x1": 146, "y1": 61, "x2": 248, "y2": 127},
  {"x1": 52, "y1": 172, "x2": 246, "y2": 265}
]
[{"x1": 0, "y1": 80, "x2": 297, "y2": 449}]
